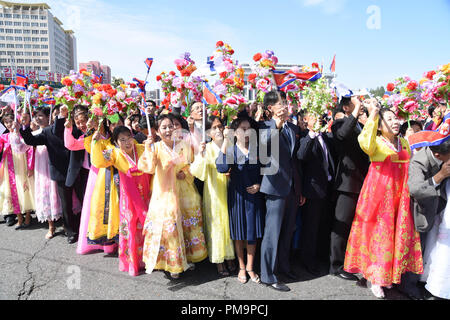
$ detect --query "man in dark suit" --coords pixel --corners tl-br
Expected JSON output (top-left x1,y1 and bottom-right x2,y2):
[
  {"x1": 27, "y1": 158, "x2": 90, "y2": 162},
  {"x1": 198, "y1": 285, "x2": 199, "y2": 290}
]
[
  {"x1": 59, "y1": 105, "x2": 92, "y2": 243},
  {"x1": 297, "y1": 111, "x2": 336, "y2": 276},
  {"x1": 259, "y1": 91, "x2": 305, "y2": 292},
  {"x1": 329, "y1": 96, "x2": 370, "y2": 280},
  {"x1": 19, "y1": 106, "x2": 79, "y2": 243},
  {"x1": 402, "y1": 141, "x2": 450, "y2": 299}
]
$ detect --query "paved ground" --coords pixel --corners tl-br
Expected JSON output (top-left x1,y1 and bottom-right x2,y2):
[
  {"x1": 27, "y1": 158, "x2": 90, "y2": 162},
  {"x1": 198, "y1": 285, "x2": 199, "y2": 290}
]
[{"x1": 0, "y1": 217, "x2": 410, "y2": 301}]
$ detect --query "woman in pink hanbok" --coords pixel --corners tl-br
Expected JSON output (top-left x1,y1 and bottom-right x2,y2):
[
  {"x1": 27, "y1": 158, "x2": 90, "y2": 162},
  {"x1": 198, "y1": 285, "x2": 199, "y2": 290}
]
[
  {"x1": 0, "y1": 113, "x2": 35, "y2": 229},
  {"x1": 91, "y1": 125, "x2": 152, "y2": 276}
]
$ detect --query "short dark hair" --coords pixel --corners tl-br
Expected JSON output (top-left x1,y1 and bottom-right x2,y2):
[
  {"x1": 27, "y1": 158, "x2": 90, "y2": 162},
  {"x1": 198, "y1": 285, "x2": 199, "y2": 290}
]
[
  {"x1": 138, "y1": 115, "x2": 155, "y2": 130},
  {"x1": 263, "y1": 90, "x2": 286, "y2": 109},
  {"x1": 168, "y1": 113, "x2": 189, "y2": 131},
  {"x1": 205, "y1": 115, "x2": 224, "y2": 131},
  {"x1": 339, "y1": 97, "x2": 352, "y2": 110},
  {"x1": 430, "y1": 139, "x2": 450, "y2": 155},
  {"x1": 428, "y1": 105, "x2": 436, "y2": 118},
  {"x1": 156, "y1": 114, "x2": 173, "y2": 130},
  {"x1": 399, "y1": 120, "x2": 423, "y2": 136},
  {"x1": 35, "y1": 106, "x2": 50, "y2": 118},
  {"x1": 146, "y1": 100, "x2": 156, "y2": 107},
  {"x1": 129, "y1": 114, "x2": 141, "y2": 123},
  {"x1": 111, "y1": 126, "x2": 132, "y2": 145}
]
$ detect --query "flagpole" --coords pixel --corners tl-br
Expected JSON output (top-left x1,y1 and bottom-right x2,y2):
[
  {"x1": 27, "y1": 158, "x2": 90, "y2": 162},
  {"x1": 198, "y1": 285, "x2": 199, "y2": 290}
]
[{"x1": 13, "y1": 87, "x2": 17, "y2": 122}]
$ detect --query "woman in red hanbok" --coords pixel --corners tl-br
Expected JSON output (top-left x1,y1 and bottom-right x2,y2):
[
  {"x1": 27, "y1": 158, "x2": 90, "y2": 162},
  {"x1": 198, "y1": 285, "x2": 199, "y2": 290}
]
[{"x1": 344, "y1": 100, "x2": 423, "y2": 299}]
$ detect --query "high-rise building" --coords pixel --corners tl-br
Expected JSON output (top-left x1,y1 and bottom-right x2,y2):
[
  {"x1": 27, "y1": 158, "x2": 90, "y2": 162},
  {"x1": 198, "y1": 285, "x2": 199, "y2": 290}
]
[
  {"x1": 79, "y1": 61, "x2": 111, "y2": 84},
  {"x1": 0, "y1": 1, "x2": 77, "y2": 80}
]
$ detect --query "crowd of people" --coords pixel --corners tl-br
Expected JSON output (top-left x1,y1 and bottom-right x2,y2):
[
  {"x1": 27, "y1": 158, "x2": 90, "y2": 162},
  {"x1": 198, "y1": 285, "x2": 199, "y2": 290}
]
[{"x1": 1, "y1": 89, "x2": 449, "y2": 300}]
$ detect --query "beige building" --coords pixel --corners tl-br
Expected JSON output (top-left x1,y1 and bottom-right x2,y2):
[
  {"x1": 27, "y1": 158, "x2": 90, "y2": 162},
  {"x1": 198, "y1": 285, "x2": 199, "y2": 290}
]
[{"x1": 0, "y1": 1, "x2": 76, "y2": 79}]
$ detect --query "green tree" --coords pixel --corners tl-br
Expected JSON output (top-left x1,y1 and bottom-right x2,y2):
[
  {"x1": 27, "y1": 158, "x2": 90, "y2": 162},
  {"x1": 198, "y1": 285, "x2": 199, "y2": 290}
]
[{"x1": 369, "y1": 86, "x2": 385, "y2": 98}]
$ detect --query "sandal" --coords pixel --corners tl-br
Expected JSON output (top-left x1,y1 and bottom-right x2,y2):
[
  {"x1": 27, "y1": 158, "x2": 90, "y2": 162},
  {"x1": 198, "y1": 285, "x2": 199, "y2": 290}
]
[
  {"x1": 45, "y1": 227, "x2": 56, "y2": 240},
  {"x1": 246, "y1": 269, "x2": 261, "y2": 284},
  {"x1": 217, "y1": 263, "x2": 230, "y2": 277},
  {"x1": 368, "y1": 282, "x2": 385, "y2": 299},
  {"x1": 237, "y1": 268, "x2": 248, "y2": 284}
]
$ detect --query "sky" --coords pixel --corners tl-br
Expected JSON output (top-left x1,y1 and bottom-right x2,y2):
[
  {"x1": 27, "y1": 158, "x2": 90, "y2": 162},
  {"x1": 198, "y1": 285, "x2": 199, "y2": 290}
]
[{"x1": 18, "y1": 0, "x2": 450, "y2": 91}]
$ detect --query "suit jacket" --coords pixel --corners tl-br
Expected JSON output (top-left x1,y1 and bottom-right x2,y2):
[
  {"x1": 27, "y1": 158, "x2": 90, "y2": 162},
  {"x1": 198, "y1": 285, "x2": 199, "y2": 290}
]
[
  {"x1": 331, "y1": 115, "x2": 370, "y2": 194},
  {"x1": 20, "y1": 118, "x2": 69, "y2": 182},
  {"x1": 408, "y1": 147, "x2": 447, "y2": 233},
  {"x1": 65, "y1": 123, "x2": 90, "y2": 188},
  {"x1": 297, "y1": 130, "x2": 336, "y2": 200},
  {"x1": 259, "y1": 119, "x2": 302, "y2": 198}
]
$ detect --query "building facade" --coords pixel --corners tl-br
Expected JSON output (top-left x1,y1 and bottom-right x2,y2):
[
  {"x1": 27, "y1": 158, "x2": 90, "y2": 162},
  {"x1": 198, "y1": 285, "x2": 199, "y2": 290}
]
[
  {"x1": 79, "y1": 61, "x2": 111, "y2": 84},
  {"x1": 0, "y1": 1, "x2": 77, "y2": 82}
]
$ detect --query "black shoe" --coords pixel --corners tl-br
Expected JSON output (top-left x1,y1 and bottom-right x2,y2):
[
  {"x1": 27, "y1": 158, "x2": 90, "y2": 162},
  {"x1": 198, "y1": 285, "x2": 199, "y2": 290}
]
[
  {"x1": 335, "y1": 270, "x2": 359, "y2": 281},
  {"x1": 6, "y1": 216, "x2": 17, "y2": 226},
  {"x1": 15, "y1": 223, "x2": 30, "y2": 230},
  {"x1": 399, "y1": 288, "x2": 424, "y2": 300},
  {"x1": 265, "y1": 282, "x2": 291, "y2": 292},
  {"x1": 67, "y1": 235, "x2": 78, "y2": 244}
]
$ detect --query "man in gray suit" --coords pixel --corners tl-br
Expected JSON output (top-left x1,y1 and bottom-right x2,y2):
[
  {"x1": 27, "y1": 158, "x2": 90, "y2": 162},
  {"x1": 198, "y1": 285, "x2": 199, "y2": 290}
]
[
  {"x1": 259, "y1": 91, "x2": 305, "y2": 292},
  {"x1": 403, "y1": 141, "x2": 450, "y2": 299}
]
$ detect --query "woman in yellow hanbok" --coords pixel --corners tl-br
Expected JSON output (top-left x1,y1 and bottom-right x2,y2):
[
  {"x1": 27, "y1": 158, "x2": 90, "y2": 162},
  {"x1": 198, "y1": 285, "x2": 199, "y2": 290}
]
[
  {"x1": 138, "y1": 115, "x2": 191, "y2": 279},
  {"x1": 82, "y1": 119, "x2": 123, "y2": 254},
  {"x1": 170, "y1": 114, "x2": 208, "y2": 266},
  {"x1": 190, "y1": 115, "x2": 235, "y2": 276}
]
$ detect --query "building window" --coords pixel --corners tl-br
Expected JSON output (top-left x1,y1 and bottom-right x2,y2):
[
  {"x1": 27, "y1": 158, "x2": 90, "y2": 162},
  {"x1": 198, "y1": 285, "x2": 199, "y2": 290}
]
[
  {"x1": 33, "y1": 59, "x2": 41, "y2": 63},
  {"x1": 15, "y1": 44, "x2": 23, "y2": 48},
  {"x1": 41, "y1": 44, "x2": 48, "y2": 49},
  {"x1": 23, "y1": 30, "x2": 30, "y2": 34},
  {"x1": 23, "y1": 22, "x2": 30, "y2": 27},
  {"x1": 25, "y1": 59, "x2": 32, "y2": 63},
  {"x1": 22, "y1": 15, "x2": 30, "y2": 19},
  {"x1": 14, "y1": 37, "x2": 22, "y2": 41},
  {"x1": 40, "y1": 37, "x2": 47, "y2": 42},
  {"x1": 0, "y1": 22, "x2": 3, "y2": 26},
  {"x1": 33, "y1": 52, "x2": 40, "y2": 56},
  {"x1": 41, "y1": 52, "x2": 48, "y2": 56},
  {"x1": 4, "y1": 14, "x2": 12, "y2": 18},
  {"x1": 0, "y1": 51, "x2": 6, "y2": 55},
  {"x1": 31, "y1": 22, "x2": 39, "y2": 27},
  {"x1": 25, "y1": 52, "x2": 32, "y2": 56},
  {"x1": 7, "y1": 44, "x2": 14, "y2": 48},
  {"x1": 32, "y1": 30, "x2": 39, "y2": 34},
  {"x1": 16, "y1": 59, "x2": 24, "y2": 63},
  {"x1": 40, "y1": 30, "x2": 47, "y2": 34},
  {"x1": 15, "y1": 52, "x2": 23, "y2": 56},
  {"x1": 0, "y1": 44, "x2": 4, "y2": 48},
  {"x1": 24, "y1": 37, "x2": 31, "y2": 41},
  {"x1": 6, "y1": 36, "x2": 14, "y2": 41},
  {"x1": 14, "y1": 22, "x2": 21, "y2": 26},
  {"x1": 32, "y1": 37, "x2": 39, "y2": 42},
  {"x1": 13, "y1": 14, "x2": 21, "y2": 19},
  {"x1": 24, "y1": 44, "x2": 31, "y2": 49},
  {"x1": 5, "y1": 29, "x2": 13, "y2": 34},
  {"x1": 40, "y1": 23, "x2": 47, "y2": 27},
  {"x1": 31, "y1": 15, "x2": 38, "y2": 20},
  {"x1": 5, "y1": 21, "x2": 12, "y2": 26},
  {"x1": 32, "y1": 44, "x2": 40, "y2": 49},
  {"x1": 14, "y1": 29, "x2": 22, "y2": 34}
]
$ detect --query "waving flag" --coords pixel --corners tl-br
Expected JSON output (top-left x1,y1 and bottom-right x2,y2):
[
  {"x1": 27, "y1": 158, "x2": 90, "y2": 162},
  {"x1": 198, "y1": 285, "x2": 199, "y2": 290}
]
[
  {"x1": 92, "y1": 73, "x2": 103, "y2": 84},
  {"x1": 408, "y1": 112, "x2": 450, "y2": 149},
  {"x1": 16, "y1": 73, "x2": 28, "y2": 89},
  {"x1": 202, "y1": 81, "x2": 223, "y2": 106},
  {"x1": 271, "y1": 69, "x2": 322, "y2": 89},
  {"x1": 330, "y1": 54, "x2": 336, "y2": 73},
  {"x1": 145, "y1": 58, "x2": 154, "y2": 72},
  {"x1": 133, "y1": 77, "x2": 147, "y2": 93}
]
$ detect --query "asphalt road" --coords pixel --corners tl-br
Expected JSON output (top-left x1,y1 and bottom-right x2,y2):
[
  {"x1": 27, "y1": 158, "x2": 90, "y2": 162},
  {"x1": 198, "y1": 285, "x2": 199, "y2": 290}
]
[{"x1": 0, "y1": 217, "x2": 409, "y2": 301}]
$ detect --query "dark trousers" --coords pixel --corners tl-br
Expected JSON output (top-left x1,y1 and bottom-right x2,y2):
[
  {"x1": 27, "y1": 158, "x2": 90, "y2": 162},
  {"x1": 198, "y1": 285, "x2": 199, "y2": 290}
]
[
  {"x1": 300, "y1": 196, "x2": 333, "y2": 270},
  {"x1": 56, "y1": 168, "x2": 89, "y2": 237},
  {"x1": 260, "y1": 186, "x2": 298, "y2": 284},
  {"x1": 329, "y1": 191, "x2": 359, "y2": 274}
]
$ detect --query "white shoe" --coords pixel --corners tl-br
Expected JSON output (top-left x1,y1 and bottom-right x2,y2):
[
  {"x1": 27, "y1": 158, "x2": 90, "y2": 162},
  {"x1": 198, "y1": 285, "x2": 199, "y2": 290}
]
[{"x1": 368, "y1": 283, "x2": 385, "y2": 299}]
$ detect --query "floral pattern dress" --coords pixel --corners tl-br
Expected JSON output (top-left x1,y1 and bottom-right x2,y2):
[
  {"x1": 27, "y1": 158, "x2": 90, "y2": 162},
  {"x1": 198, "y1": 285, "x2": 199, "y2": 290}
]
[
  {"x1": 91, "y1": 139, "x2": 151, "y2": 276},
  {"x1": 138, "y1": 141, "x2": 190, "y2": 274},
  {"x1": 344, "y1": 115, "x2": 423, "y2": 286}
]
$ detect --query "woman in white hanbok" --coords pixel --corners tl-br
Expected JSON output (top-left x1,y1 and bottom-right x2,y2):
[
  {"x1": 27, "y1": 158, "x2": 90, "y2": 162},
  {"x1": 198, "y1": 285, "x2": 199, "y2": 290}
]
[{"x1": 421, "y1": 179, "x2": 450, "y2": 299}]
